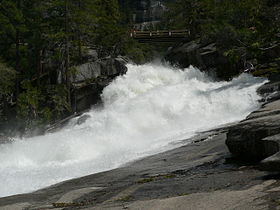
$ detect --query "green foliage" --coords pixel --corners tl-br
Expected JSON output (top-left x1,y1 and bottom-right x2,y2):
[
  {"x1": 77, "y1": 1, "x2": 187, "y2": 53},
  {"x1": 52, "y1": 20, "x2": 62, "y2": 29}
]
[
  {"x1": 223, "y1": 48, "x2": 243, "y2": 65},
  {"x1": 93, "y1": 0, "x2": 121, "y2": 49},
  {"x1": 0, "y1": 0, "x2": 128, "y2": 131},
  {"x1": 0, "y1": 62, "x2": 16, "y2": 96},
  {"x1": 122, "y1": 39, "x2": 154, "y2": 64},
  {"x1": 163, "y1": 0, "x2": 280, "y2": 73},
  {"x1": 17, "y1": 81, "x2": 45, "y2": 127},
  {"x1": 252, "y1": 67, "x2": 279, "y2": 77},
  {"x1": 0, "y1": 62, "x2": 16, "y2": 120},
  {"x1": 46, "y1": 84, "x2": 72, "y2": 120},
  {"x1": 17, "y1": 81, "x2": 72, "y2": 128},
  {"x1": 0, "y1": 0, "x2": 125, "y2": 78}
]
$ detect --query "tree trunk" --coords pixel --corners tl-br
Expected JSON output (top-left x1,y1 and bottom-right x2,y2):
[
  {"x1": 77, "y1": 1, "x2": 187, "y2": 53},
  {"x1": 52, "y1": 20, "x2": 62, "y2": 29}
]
[
  {"x1": 78, "y1": 0, "x2": 82, "y2": 62},
  {"x1": 65, "y1": 0, "x2": 71, "y2": 107},
  {"x1": 36, "y1": 49, "x2": 42, "y2": 86},
  {"x1": 15, "y1": 0, "x2": 21, "y2": 96}
]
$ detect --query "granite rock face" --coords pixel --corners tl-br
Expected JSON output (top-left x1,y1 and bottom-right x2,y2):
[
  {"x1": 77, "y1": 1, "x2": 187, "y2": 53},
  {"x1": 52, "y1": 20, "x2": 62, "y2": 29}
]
[
  {"x1": 260, "y1": 134, "x2": 280, "y2": 170},
  {"x1": 226, "y1": 80, "x2": 280, "y2": 170},
  {"x1": 226, "y1": 103, "x2": 280, "y2": 160},
  {"x1": 71, "y1": 56, "x2": 128, "y2": 112},
  {"x1": 72, "y1": 57, "x2": 128, "y2": 83},
  {"x1": 165, "y1": 40, "x2": 239, "y2": 80}
]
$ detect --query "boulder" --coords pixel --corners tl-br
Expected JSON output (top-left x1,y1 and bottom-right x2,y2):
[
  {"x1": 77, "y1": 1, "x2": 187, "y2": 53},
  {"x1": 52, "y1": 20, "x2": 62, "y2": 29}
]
[
  {"x1": 165, "y1": 40, "x2": 239, "y2": 80},
  {"x1": 226, "y1": 98, "x2": 280, "y2": 168},
  {"x1": 257, "y1": 80, "x2": 280, "y2": 95},
  {"x1": 72, "y1": 57, "x2": 128, "y2": 83},
  {"x1": 86, "y1": 49, "x2": 98, "y2": 62},
  {"x1": 71, "y1": 56, "x2": 128, "y2": 112},
  {"x1": 165, "y1": 41, "x2": 201, "y2": 68},
  {"x1": 76, "y1": 114, "x2": 91, "y2": 125},
  {"x1": 99, "y1": 57, "x2": 127, "y2": 77},
  {"x1": 260, "y1": 134, "x2": 280, "y2": 171},
  {"x1": 199, "y1": 43, "x2": 219, "y2": 69},
  {"x1": 257, "y1": 80, "x2": 280, "y2": 103},
  {"x1": 72, "y1": 62, "x2": 102, "y2": 83},
  {"x1": 72, "y1": 83, "x2": 103, "y2": 113}
]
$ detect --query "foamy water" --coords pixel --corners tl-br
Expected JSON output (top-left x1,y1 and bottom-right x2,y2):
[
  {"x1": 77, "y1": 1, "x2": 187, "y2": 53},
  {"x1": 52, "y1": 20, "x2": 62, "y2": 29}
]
[{"x1": 0, "y1": 63, "x2": 266, "y2": 197}]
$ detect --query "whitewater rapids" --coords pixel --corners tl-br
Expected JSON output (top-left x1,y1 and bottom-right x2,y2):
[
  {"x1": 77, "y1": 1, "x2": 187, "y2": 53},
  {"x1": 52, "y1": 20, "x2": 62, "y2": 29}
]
[{"x1": 0, "y1": 63, "x2": 266, "y2": 197}]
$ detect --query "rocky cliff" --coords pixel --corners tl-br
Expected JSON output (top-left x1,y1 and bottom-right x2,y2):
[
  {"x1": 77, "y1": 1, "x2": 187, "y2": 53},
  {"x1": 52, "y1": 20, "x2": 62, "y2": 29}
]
[
  {"x1": 119, "y1": 0, "x2": 172, "y2": 30},
  {"x1": 164, "y1": 1, "x2": 280, "y2": 80},
  {"x1": 71, "y1": 56, "x2": 128, "y2": 113},
  {"x1": 226, "y1": 77, "x2": 280, "y2": 170}
]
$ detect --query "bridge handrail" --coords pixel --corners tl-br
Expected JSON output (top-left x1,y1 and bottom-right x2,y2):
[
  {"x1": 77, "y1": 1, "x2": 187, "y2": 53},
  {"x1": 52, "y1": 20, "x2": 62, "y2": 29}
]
[{"x1": 130, "y1": 29, "x2": 190, "y2": 38}]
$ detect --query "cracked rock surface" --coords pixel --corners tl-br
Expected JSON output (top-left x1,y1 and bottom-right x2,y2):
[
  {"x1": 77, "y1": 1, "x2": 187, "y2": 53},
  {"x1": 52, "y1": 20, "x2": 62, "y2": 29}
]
[{"x1": 226, "y1": 80, "x2": 280, "y2": 170}]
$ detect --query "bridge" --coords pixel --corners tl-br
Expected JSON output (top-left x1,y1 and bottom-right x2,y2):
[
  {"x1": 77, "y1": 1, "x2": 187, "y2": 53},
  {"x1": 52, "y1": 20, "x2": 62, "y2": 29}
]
[{"x1": 130, "y1": 30, "x2": 190, "y2": 43}]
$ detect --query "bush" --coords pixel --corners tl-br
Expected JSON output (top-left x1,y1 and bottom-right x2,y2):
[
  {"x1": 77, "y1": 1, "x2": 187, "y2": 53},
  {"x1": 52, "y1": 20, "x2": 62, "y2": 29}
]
[{"x1": 0, "y1": 62, "x2": 16, "y2": 121}]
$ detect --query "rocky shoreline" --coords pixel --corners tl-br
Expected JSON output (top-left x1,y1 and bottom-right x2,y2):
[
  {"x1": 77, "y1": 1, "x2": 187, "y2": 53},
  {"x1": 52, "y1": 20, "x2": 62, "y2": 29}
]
[
  {"x1": 226, "y1": 79, "x2": 280, "y2": 167},
  {"x1": 1, "y1": 77, "x2": 280, "y2": 210}
]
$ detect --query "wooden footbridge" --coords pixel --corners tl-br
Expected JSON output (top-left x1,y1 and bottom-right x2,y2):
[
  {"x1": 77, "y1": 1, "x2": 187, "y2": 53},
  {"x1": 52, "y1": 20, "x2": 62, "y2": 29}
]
[{"x1": 130, "y1": 30, "x2": 190, "y2": 43}]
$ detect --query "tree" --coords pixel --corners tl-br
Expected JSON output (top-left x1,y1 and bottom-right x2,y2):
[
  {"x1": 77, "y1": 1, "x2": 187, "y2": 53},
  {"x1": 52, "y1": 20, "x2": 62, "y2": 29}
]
[
  {"x1": 0, "y1": 0, "x2": 127, "y2": 130},
  {"x1": 0, "y1": 62, "x2": 16, "y2": 123}
]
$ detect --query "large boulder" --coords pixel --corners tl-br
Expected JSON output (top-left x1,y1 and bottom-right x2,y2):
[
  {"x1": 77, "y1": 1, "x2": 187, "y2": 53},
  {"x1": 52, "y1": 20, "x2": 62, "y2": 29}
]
[
  {"x1": 226, "y1": 106, "x2": 280, "y2": 160},
  {"x1": 72, "y1": 57, "x2": 128, "y2": 83},
  {"x1": 165, "y1": 40, "x2": 239, "y2": 80},
  {"x1": 99, "y1": 56, "x2": 128, "y2": 77},
  {"x1": 165, "y1": 41, "x2": 202, "y2": 68},
  {"x1": 226, "y1": 91, "x2": 280, "y2": 170},
  {"x1": 260, "y1": 134, "x2": 280, "y2": 170},
  {"x1": 71, "y1": 56, "x2": 128, "y2": 112},
  {"x1": 72, "y1": 62, "x2": 102, "y2": 83}
]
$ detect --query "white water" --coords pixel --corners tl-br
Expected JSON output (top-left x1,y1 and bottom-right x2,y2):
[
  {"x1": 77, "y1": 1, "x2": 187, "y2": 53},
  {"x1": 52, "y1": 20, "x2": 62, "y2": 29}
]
[{"x1": 0, "y1": 63, "x2": 266, "y2": 197}]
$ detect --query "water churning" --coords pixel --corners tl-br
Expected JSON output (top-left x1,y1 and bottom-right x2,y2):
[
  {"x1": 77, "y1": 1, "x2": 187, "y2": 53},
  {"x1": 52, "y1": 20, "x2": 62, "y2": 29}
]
[{"x1": 0, "y1": 63, "x2": 266, "y2": 197}]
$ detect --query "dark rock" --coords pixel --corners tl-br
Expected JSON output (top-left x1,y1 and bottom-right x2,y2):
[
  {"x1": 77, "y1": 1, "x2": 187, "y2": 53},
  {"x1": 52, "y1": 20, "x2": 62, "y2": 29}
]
[
  {"x1": 257, "y1": 81, "x2": 280, "y2": 95},
  {"x1": 265, "y1": 91, "x2": 280, "y2": 103},
  {"x1": 165, "y1": 40, "x2": 239, "y2": 80},
  {"x1": 71, "y1": 56, "x2": 128, "y2": 112},
  {"x1": 253, "y1": 62, "x2": 280, "y2": 79},
  {"x1": 130, "y1": 0, "x2": 168, "y2": 24},
  {"x1": 260, "y1": 134, "x2": 280, "y2": 171},
  {"x1": 72, "y1": 62, "x2": 102, "y2": 83},
  {"x1": 260, "y1": 44, "x2": 280, "y2": 61},
  {"x1": 199, "y1": 43, "x2": 219, "y2": 69},
  {"x1": 99, "y1": 57, "x2": 127, "y2": 77},
  {"x1": 165, "y1": 41, "x2": 201, "y2": 68},
  {"x1": 226, "y1": 99, "x2": 280, "y2": 163},
  {"x1": 0, "y1": 134, "x2": 13, "y2": 144},
  {"x1": 150, "y1": 1, "x2": 166, "y2": 21},
  {"x1": 257, "y1": 80, "x2": 280, "y2": 103},
  {"x1": 85, "y1": 49, "x2": 98, "y2": 62},
  {"x1": 76, "y1": 114, "x2": 91, "y2": 125},
  {"x1": 72, "y1": 57, "x2": 127, "y2": 83},
  {"x1": 72, "y1": 83, "x2": 103, "y2": 113},
  {"x1": 268, "y1": 72, "x2": 280, "y2": 82},
  {"x1": 0, "y1": 130, "x2": 272, "y2": 209},
  {"x1": 45, "y1": 113, "x2": 80, "y2": 133}
]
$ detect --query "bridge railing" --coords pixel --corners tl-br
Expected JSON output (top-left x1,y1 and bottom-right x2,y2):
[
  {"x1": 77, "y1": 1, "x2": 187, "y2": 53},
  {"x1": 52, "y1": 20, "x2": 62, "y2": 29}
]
[{"x1": 130, "y1": 30, "x2": 190, "y2": 39}]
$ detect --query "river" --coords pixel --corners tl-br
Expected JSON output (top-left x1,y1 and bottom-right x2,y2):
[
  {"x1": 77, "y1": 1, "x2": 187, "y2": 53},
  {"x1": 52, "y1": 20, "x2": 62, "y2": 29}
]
[{"x1": 0, "y1": 63, "x2": 266, "y2": 197}]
